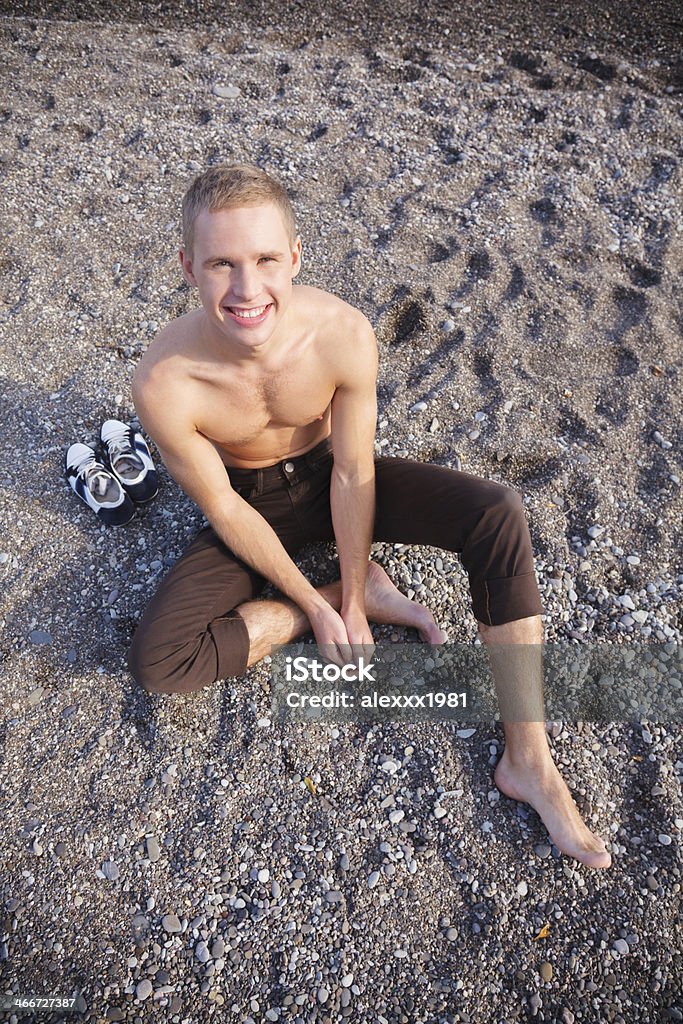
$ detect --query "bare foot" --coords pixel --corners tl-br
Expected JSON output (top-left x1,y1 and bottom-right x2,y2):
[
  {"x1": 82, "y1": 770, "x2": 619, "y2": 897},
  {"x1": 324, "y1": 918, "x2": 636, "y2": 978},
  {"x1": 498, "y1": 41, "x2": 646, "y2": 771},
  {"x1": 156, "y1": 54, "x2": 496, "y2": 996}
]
[
  {"x1": 494, "y1": 748, "x2": 612, "y2": 869},
  {"x1": 365, "y1": 562, "x2": 448, "y2": 644}
]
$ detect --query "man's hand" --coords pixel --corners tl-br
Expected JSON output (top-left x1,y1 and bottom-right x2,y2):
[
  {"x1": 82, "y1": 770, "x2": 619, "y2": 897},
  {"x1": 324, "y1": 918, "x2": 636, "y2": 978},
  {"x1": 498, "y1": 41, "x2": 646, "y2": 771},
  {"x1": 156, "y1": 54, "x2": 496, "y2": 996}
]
[
  {"x1": 309, "y1": 604, "x2": 375, "y2": 670},
  {"x1": 341, "y1": 606, "x2": 375, "y2": 665}
]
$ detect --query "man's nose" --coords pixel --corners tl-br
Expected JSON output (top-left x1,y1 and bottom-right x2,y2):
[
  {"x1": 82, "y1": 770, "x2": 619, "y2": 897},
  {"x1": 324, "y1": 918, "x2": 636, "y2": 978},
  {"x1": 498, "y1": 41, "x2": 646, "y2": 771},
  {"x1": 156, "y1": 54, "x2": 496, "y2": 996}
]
[{"x1": 231, "y1": 266, "x2": 260, "y2": 300}]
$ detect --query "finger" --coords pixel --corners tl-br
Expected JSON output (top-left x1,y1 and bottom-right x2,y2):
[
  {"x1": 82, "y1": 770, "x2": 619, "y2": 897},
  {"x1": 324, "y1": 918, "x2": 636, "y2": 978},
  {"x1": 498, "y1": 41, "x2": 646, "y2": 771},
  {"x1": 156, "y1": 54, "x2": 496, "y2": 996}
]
[{"x1": 319, "y1": 642, "x2": 346, "y2": 669}]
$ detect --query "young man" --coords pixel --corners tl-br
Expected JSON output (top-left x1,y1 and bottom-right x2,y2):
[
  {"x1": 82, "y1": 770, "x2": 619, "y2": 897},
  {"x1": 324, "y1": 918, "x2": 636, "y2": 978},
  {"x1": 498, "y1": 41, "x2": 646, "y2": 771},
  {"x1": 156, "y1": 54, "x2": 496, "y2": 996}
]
[{"x1": 130, "y1": 163, "x2": 611, "y2": 869}]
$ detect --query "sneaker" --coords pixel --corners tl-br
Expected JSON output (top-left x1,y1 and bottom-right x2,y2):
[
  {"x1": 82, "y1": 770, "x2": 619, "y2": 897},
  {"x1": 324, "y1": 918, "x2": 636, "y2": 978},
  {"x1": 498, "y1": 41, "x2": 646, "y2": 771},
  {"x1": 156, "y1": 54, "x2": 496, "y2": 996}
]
[
  {"x1": 100, "y1": 419, "x2": 159, "y2": 504},
  {"x1": 65, "y1": 442, "x2": 136, "y2": 526}
]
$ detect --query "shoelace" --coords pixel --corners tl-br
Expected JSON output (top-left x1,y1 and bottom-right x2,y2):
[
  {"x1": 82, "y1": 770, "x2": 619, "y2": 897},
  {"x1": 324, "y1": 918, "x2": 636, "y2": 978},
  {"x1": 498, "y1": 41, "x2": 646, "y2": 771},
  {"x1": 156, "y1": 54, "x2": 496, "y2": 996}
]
[
  {"x1": 104, "y1": 423, "x2": 134, "y2": 459},
  {"x1": 73, "y1": 450, "x2": 112, "y2": 498}
]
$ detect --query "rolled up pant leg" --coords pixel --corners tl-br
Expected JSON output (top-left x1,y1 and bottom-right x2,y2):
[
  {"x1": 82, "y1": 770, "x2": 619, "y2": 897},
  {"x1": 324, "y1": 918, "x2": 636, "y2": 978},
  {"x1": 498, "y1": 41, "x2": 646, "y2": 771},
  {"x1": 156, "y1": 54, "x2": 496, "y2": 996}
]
[
  {"x1": 372, "y1": 457, "x2": 543, "y2": 625},
  {"x1": 128, "y1": 527, "x2": 265, "y2": 694}
]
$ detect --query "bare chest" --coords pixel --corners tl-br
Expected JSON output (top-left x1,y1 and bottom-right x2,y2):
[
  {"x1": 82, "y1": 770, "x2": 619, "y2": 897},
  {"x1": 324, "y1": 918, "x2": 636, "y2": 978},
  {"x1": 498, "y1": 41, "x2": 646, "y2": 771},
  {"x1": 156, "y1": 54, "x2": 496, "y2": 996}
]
[{"x1": 197, "y1": 367, "x2": 335, "y2": 462}]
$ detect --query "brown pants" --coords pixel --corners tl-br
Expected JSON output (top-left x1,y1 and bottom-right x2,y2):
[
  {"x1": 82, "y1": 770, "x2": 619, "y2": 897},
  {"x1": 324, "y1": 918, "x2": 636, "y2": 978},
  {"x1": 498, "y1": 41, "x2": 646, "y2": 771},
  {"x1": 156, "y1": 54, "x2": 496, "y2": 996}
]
[{"x1": 129, "y1": 438, "x2": 543, "y2": 693}]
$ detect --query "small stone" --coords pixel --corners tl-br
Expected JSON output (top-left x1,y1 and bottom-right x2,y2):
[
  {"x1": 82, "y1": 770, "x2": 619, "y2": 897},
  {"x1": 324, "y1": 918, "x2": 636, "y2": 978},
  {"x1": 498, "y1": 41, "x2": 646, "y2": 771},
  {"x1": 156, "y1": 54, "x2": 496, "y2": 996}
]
[
  {"x1": 368, "y1": 870, "x2": 380, "y2": 889},
  {"x1": 195, "y1": 940, "x2": 210, "y2": 963},
  {"x1": 517, "y1": 881, "x2": 528, "y2": 897},
  {"x1": 136, "y1": 980, "x2": 153, "y2": 1000},
  {"x1": 658, "y1": 834, "x2": 672, "y2": 845},
  {"x1": 325, "y1": 890, "x2": 343, "y2": 903},
  {"x1": 27, "y1": 687, "x2": 44, "y2": 707},
  {"x1": 534, "y1": 843, "x2": 552, "y2": 859},
  {"x1": 146, "y1": 836, "x2": 161, "y2": 863},
  {"x1": 341, "y1": 973, "x2": 353, "y2": 987},
  {"x1": 410, "y1": 401, "x2": 428, "y2": 413},
  {"x1": 340, "y1": 853, "x2": 350, "y2": 871},
  {"x1": 102, "y1": 860, "x2": 119, "y2": 881},
  {"x1": 317, "y1": 986, "x2": 329, "y2": 1004},
  {"x1": 161, "y1": 913, "x2": 182, "y2": 934},
  {"x1": 457, "y1": 728, "x2": 476, "y2": 738},
  {"x1": 446, "y1": 927, "x2": 458, "y2": 941},
  {"x1": 442, "y1": 318, "x2": 456, "y2": 332},
  {"x1": 612, "y1": 938, "x2": 629, "y2": 955},
  {"x1": 212, "y1": 84, "x2": 241, "y2": 99},
  {"x1": 433, "y1": 805, "x2": 447, "y2": 819},
  {"x1": 257, "y1": 868, "x2": 270, "y2": 883},
  {"x1": 256, "y1": 717, "x2": 271, "y2": 728},
  {"x1": 587, "y1": 525, "x2": 605, "y2": 539},
  {"x1": 389, "y1": 809, "x2": 405, "y2": 824},
  {"x1": 54, "y1": 841, "x2": 67, "y2": 857},
  {"x1": 429, "y1": 417, "x2": 439, "y2": 433},
  {"x1": 540, "y1": 962, "x2": 553, "y2": 982},
  {"x1": 29, "y1": 630, "x2": 52, "y2": 645}
]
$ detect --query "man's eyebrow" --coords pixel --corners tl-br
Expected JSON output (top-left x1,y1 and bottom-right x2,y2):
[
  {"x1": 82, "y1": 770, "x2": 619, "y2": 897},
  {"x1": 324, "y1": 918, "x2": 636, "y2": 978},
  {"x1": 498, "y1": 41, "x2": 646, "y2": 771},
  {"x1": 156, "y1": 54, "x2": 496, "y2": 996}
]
[{"x1": 202, "y1": 251, "x2": 285, "y2": 266}]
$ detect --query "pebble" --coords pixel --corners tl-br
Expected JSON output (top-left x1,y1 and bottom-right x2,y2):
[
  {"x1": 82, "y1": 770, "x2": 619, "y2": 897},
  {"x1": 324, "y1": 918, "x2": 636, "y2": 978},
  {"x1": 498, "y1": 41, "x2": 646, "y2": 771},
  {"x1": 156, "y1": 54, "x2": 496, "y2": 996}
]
[
  {"x1": 340, "y1": 853, "x2": 350, "y2": 871},
  {"x1": 540, "y1": 962, "x2": 553, "y2": 982},
  {"x1": 368, "y1": 870, "x2": 380, "y2": 889},
  {"x1": 434, "y1": 805, "x2": 448, "y2": 819},
  {"x1": 146, "y1": 836, "x2": 161, "y2": 863},
  {"x1": 195, "y1": 940, "x2": 210, "y2": 963},
  {"x1": 212, "y1": 84, "x2": 241, "y2": 98},
  {"x1": 135, "y1": 980, "x2": 152, "y2": 1000},
  {"x1": 325, "y1": 890, "x2": 343, "y2": 903},
  {"x1": 516, "y1": 881, "x2": 528, "y2": 897},
  {"x1": 658, "y1": 834, "x2": 672, "y2": 846},
  {"x1": 101, "y1": 860, "x2": 119, "y2": 881},
  {"x1": 442, "y1": 318, "x2": 455, "y2": 332},
  {"x1": 410, "y1": 401, "x2": 428, "y2": 413},
  {"x1": 161, "y1": 914, "x2": 182, "y2": 934},
  {"x1": 29, "y1": 630, "x2": 52, "y2": 645},
  {"x1": 457, "y1": 728, "x2": 476, "y2": 738},
  {"x1": 257, "y1": 868, "x2": 270, "y2": 883},
  {"x1": 534, "y1": 843, "x2": 552, "y2": 859},
  {"x1": 612, "y1": 939, "x2": 629, "y2": 955},
  {"x1": 389, "y1": 809, "x2": 405, "y2": 824}
]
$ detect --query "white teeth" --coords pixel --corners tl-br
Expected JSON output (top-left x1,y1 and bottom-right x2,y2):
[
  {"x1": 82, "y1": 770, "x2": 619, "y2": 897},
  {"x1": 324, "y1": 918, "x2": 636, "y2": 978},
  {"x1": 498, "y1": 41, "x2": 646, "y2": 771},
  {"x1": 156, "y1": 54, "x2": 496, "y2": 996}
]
[{"x1": 230, "y1": 305, "x2": 268, "y2": 319}]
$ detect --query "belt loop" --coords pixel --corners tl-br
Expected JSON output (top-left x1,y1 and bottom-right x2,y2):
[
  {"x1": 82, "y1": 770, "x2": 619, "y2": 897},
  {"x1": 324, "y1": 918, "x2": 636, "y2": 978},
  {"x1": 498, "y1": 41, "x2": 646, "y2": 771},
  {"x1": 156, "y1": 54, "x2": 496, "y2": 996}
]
[{"x1": 256, "y1": 468, "x2": 264, "y2": 496}]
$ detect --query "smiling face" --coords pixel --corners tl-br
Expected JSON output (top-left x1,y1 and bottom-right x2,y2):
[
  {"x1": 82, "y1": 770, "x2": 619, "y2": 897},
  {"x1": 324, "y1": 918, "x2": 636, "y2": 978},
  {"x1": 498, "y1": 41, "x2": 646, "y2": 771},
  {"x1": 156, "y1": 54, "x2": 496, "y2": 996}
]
[{"x1": 179, "y1": 203, "x2": 302, "y2": 353}]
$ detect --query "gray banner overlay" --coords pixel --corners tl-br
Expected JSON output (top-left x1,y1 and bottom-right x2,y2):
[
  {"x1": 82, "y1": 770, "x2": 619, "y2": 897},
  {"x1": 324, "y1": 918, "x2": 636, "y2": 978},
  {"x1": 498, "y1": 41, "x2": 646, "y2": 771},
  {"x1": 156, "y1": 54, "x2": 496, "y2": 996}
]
[{"x1": 270, "y1": 643, "x2": 683, "y2": 723}]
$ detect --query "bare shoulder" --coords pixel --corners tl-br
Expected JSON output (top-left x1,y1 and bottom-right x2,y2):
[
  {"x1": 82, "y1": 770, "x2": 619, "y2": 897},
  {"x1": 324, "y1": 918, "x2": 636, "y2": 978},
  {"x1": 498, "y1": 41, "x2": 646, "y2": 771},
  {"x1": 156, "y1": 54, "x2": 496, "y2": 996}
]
[
  {"x1": 132, "y1": 311, "x2": 204, "y2": 437},
  {"x1": 293, "y1": 285, "x2": 377, "y2": 375}
]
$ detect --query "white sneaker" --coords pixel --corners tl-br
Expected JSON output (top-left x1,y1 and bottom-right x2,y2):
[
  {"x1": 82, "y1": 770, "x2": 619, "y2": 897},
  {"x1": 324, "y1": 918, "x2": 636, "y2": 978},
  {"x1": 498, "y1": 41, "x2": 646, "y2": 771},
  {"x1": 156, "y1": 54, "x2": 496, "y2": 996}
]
[
  {"x1": 100, "y1": 420, "x2": 159, "y2": 504},
  {"x1": 65, "y1": 442, "x2": 135, "y2": 526}
]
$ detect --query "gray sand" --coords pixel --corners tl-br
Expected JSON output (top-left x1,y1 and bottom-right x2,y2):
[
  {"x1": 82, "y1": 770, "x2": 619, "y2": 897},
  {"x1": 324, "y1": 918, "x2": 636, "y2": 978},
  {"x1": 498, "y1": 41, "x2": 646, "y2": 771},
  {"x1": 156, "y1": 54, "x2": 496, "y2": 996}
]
[{"x1": 1, "y1": 2, "x2": 682, "y2": 1022}]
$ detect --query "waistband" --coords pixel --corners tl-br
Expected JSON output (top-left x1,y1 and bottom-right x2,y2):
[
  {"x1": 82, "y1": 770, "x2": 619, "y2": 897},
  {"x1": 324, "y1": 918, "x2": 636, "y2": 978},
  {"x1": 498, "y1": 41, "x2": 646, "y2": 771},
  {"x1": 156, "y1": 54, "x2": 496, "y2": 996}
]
[{"x1": 226, "y1": 436, "x2": 333, "y2": 493}]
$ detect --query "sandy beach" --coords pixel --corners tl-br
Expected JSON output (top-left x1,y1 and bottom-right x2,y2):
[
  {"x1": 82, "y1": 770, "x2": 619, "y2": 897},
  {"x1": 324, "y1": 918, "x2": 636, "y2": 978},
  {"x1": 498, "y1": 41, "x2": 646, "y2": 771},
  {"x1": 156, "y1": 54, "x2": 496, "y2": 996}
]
[{"x1": 1, "y1": 1, "x2": 682, "y2": 1021}]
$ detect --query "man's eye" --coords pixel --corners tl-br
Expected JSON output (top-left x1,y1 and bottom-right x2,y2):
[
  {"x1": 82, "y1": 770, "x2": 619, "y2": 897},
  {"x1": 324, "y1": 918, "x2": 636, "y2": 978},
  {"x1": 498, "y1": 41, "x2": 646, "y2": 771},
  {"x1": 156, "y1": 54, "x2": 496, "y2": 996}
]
[{"x1": 259, "y1": 257, "x2": 274, "y2": 263}]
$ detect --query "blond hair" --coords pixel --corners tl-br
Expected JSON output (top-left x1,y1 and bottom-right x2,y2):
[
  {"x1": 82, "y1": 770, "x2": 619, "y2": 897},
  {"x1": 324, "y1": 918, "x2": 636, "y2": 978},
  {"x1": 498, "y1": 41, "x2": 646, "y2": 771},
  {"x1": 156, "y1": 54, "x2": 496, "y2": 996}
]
[{"x1": 181, "y1": 163, "x2": 297, "y2": 256}]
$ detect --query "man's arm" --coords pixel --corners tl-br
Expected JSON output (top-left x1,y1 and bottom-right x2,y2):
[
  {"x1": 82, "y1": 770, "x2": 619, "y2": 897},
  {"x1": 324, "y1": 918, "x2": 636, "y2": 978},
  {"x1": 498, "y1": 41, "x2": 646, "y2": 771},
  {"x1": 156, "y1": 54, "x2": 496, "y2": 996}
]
[
  {"x1": 329, "y1": 314, "x2": 379, "y2": 651},
  {"x1": 132, "y1": 373, "x2": 333, "y2": 622}
]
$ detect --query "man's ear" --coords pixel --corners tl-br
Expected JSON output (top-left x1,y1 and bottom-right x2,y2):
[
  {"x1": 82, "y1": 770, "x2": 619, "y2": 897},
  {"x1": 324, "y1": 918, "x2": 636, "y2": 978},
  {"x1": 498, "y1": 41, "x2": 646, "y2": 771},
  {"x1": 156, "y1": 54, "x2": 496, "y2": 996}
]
[
  {"x1": 179, "y1": 248, "x2": 198, "y2": 288},
  {"x1": 291, "y1": 237, "x2": 303, "y2": 279}
]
